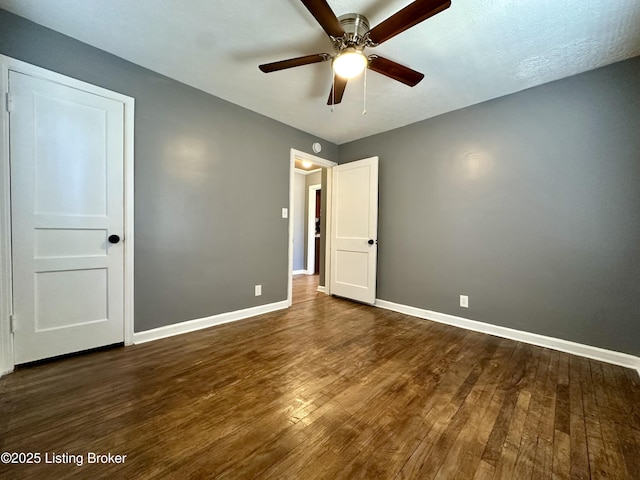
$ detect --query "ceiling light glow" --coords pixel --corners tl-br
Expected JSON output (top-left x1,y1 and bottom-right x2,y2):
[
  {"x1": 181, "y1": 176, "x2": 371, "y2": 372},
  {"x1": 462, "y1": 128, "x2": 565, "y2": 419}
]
[{"x1": 332, "y1": 49, "x2": 367, "y2": 79}]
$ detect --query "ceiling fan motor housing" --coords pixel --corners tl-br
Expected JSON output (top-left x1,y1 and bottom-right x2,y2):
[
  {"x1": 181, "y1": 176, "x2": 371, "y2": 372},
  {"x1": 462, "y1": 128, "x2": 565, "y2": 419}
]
[{"x1": 336, "y1": 13, "x2": 370, "y2": 49}]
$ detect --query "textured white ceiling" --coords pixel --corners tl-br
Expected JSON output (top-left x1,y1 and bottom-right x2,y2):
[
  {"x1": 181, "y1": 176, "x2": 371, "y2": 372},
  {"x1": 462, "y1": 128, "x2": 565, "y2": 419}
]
[{"x1": 1, "y1": 0, "x2": 639, "y2": 144}]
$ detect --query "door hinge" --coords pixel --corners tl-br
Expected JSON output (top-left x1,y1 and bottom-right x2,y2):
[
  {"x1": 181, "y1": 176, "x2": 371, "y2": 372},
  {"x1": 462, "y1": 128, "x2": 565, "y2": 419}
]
[
  {"x1": 9, "y1": 315, "x2": 16, "y2": 333},
  {"x1": 5, "y1": 92, "x2": 12, "y2": 113}
]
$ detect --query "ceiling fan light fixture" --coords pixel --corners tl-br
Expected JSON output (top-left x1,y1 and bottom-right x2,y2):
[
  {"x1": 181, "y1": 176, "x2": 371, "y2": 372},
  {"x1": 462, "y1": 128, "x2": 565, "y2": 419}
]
[{"x1": 332, "y1": 48, "x2": 367, "y2": 79}]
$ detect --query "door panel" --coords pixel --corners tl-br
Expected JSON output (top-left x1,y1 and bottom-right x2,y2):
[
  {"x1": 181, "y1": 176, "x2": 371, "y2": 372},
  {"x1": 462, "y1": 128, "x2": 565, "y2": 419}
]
[
  {"x1": 335, "y1": 251, "x2": 369, "y2": 287},
  {"x1": 330, "y1": 157, "x2": 378, "y2": 304},
  {"x1": 35, "y1": 229, "x2": 108, "y2": 258},
  {"x1": 34, "y1": 268, "x2": 108, "y2": 331},
  {"x1": 33, "y1": 93, "x2": 109, "y2": 216},
  {"x1": 10, "y1": 71, "x2": 125, "y2": 364},
  {"x1": 335, "y1": 168, "x2": 370, "y2": 238}
]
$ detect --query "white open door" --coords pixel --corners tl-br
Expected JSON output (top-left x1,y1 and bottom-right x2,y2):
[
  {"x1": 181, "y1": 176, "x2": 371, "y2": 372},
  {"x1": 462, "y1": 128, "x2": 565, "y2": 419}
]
[
  {"x1": 330, "y1": 157, "x2": 378, "y2": 304},
  {"x1": 10, "y1": 71, "x2": 126, "y2": 364}
]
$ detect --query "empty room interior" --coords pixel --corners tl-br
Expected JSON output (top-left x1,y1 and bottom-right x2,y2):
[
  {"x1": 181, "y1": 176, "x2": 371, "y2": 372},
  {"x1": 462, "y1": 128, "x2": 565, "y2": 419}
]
[{"x1": 0, "y1": 1, "x2": 639, "y2": 479}]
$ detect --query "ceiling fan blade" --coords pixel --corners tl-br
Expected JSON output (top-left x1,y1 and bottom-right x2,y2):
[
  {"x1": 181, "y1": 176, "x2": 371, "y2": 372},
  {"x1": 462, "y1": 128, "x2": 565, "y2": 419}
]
[
  {"x1": 300, "y1": 0, "x2": 345, "y2": 39},
  {"x1": 367, "y1": 0, "x2": 451, "y2": 45},
  {"x1": 259, "y1": 54, "x2": 330, "y2": 73},
  {"x1": 368, "y1": 56, "x2": 424, "y2": 86},
  {"x1": 327, "y1": 75, "x2": 348, "y2": 105}
]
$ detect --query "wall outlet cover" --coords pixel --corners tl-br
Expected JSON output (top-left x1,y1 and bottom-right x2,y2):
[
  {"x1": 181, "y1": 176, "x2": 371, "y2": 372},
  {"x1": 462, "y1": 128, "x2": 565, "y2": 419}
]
[
  {"x1": 460, "y1": 295, "x2": 469, "y2": 308},
  {"x1": 255, "y1": 285, "x2": 262, "y2": 296}
]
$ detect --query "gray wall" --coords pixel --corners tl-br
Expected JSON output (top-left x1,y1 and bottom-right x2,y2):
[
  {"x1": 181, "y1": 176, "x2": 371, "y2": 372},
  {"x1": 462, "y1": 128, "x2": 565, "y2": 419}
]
[
  {"x1": 293, "y1": 172, "x2": 305, "y2": 271},
  {"x1": 0, "y1": 10, "x2": 338, "y2": 332},
  {"x1": 340, "y1": 57, "x2": 640, "y2": 356}
]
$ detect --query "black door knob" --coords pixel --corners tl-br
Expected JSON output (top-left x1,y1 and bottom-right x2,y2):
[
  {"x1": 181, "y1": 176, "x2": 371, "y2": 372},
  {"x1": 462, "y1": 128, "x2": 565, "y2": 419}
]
[
  {"x1": 108, "y1": 234, "x2": 121, "y2": 244},
  {"x1": 368, "y1": 239, "x2": 375, "y2": 245}
]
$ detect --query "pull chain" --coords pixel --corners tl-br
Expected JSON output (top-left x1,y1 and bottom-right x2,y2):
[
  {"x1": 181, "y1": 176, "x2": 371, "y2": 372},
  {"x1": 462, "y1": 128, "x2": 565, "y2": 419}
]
[{"x1": 362, "y1": 66, "x2": 367, "y2": 115}]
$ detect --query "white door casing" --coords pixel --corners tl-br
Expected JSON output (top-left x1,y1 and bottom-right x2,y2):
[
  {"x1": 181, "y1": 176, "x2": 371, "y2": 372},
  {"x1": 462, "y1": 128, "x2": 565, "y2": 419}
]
[
  {"x1": 330, "y1": 157, "x2": 379, "y2": 304},
  {"x1": 5, "y1": 64, "x2": 133, "y2": 366}
]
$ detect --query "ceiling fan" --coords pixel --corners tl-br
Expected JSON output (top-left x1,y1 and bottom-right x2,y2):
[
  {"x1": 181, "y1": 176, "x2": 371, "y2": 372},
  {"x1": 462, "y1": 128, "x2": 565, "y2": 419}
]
[{"x1": 259, "y1": 0, "x2": 451, "y2": 105}]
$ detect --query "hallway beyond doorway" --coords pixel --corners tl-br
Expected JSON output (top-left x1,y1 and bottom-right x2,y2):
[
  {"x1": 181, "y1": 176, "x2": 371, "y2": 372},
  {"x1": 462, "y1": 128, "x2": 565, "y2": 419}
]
[{"x1": 292, "y1": 274, "x2": 320, "y2": 305}]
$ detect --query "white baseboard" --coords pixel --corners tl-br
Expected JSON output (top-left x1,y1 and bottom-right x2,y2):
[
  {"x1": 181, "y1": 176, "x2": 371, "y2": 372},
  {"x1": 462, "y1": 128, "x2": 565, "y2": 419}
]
[
  {"x1": 317, "y1": 285, "x2": 326, "y2": 293},
  {"x1": 293, "y1": 270, "x2": 315, "y2": 276},
  {"x1": 375, "y1": 299, "x2": 640, "y2": 376},
  {"x1": 133, "y1": 300, "x2": 289, "y2": 344}
]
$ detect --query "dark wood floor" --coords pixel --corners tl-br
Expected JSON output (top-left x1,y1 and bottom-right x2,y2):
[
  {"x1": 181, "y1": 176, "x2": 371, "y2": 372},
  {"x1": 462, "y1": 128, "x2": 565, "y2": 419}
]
[
  {"x1": 1, "y1": 274, "x2": 639, "y2": 479},
  {"x1": 292, "y1": 273, "x2": 324, "y2": 304}
]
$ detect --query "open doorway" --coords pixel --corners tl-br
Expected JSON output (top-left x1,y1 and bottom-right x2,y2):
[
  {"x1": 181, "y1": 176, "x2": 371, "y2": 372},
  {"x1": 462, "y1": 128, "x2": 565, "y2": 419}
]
[
  {"x1": 292, "y1": 162, "x2": 322, "y2": 303},
  {"x1": 288, "y1": 149, "x2": 337, "y2": 306}
]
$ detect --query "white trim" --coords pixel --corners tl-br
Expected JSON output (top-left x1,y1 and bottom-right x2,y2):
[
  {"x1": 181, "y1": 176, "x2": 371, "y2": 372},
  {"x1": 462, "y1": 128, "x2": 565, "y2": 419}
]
[
  {"x1": 323, "y1": 167, "x2": 333, "y2": 296},
  {"x1": 293, "y1": 269, "x2": 315, "y2": 276},
  {"x1": 133, "y1": 301, "x2": 288, "y2": 344},
  {"x1": 122, "y1": 82, "x2": 135, "y2": 348},
  {"x1": 307, "y1": 184, "x2": 321, "y2": 275},
  {"x1": 317, "y1": 286, "x2": 326, "y2": 293},
  {"x1": 0, "y1": 55, "x2": 135, "y2": 375},
  {"x1": 0, "y1": 59, "x2": 12, "y2": 375},
  {"x1": 287, "y1": 153, "x2": 295, "y2": 307},
  {"x1": 375, "y1": 299, "x2": 640, "y2": 375},
  {"x1": 288, "y1": 149, "x2": 336, "y2": 306},
  {"x1": 291, "y1": 149, "x2": 337, "y2": 169},
  {"x1": 294, "y1": 167, "x2": 322, "y2": 176}
]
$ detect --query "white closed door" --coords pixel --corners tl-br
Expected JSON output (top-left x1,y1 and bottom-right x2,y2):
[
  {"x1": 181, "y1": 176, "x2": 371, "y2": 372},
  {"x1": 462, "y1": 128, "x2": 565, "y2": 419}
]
[
  {"x1": 330, "y1": 157, "x2": 379, "y2": 304},
  {"x1": 10, "y1": 71, "x2": 125, "y2": 364}
]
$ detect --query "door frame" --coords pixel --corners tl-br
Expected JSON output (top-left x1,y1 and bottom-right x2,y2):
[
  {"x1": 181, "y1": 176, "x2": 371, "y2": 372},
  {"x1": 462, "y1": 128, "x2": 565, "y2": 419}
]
[
  {"x1": 306, "y1": 183, "x2": 321, "y2": 275},
  {"x1": 288, "y1": 149, "x2": 336, "y2": 306},
  {"x1": 0, "y1": 55, "x2": 135, "y2": 375}
]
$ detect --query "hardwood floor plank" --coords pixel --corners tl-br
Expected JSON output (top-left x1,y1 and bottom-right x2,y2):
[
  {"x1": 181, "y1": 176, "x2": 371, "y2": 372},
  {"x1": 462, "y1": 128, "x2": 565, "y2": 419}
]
[
  {"x1": 568, "y1": 356, "x2": 591, "y2": 479},
  {"x1": 448, "y1": 339, "x2": 519, "y2": 479},
  {"x1": 491, "y1": 389, "x2": 532, "y2": 480},
  {"x1": 334, "y1": 334, "x2": 483, "y2": 479},
  {"x1": 414, "y1": 354, "x2": 500, "y2": 479},
  {"x1": 578, "y1": 357, "x2": 614, "y2": 480},
  {"x1": 511, "y1": 347, "x2": 551, "y2": 480},
  {"x1": 598, "y1": 363, "x2": 640, "y2": 477},
  {"x1": 531, "y1": 350, "x2": 561, "y2": 480},
  {"x1": 394, "y1": 335, "x2": 500, "y2": 479},
  {"x1": 552, "y1": 430, "x2": 572, "y2": 480},
  {"x1": 472, "y1": 460, "x2": 496, "y2": 480},
  {"x1": 479, "y1": 343, "x2": 532, "y2": 467}
]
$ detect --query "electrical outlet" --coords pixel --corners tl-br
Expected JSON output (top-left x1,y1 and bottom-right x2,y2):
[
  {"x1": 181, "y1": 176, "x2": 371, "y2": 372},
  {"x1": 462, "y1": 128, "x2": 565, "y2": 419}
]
[
  {"x1": 460, "y1": 295, "x2": 469, "y2": 308},
  {"x1": 255, "y1": 285, "x2": 262, "y2": 296},
  {"x1": 281, "y1": 208, "x2": 288, "y2": 219}
]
